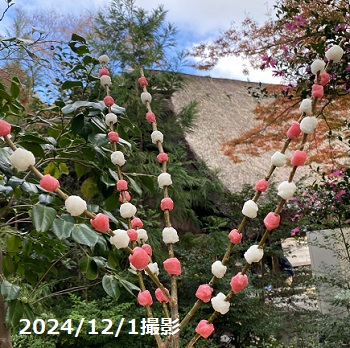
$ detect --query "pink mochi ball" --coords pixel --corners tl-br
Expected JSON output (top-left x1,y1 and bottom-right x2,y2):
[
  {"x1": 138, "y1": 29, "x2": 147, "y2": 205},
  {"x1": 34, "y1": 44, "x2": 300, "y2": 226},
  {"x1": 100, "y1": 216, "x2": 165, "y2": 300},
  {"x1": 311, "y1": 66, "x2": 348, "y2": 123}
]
[
  {"x1": 103, "y1": 96, "x2": 114, "y2": 107},
  {"x1": 195, "y1": 320, "x2": 214, "y2": 339},
  {"x1": 0, "y1": 120, "x2": 11, "y2": 136},
  {"x1": 163, "y1": 257, "x2": 182, "y2": 276},
  {"x1": 40, "y1": 174, "x2": 60, "y2": 192},
  {"x1": 160, "y1": 197, "x2": 174, "y2": 211},
  {"x1": 127, "y1": 229, "x2": 138, "y2": 242},
  {"x1": 108, "y1": 131, "x2": 119, "y2": 143},
  {"x1": 99, "y1": 68, "x2": 110, "y2": 77},
  {"x1": 129, "y1": 247, "x2": 149, "y2": 270},
  {"x1": 317, "y1": 71, "x2": 331, "y2": 86},
  {"x1": 119, "y1": 191, "x2": 131, "y2": 202},
  {"x1": 145, "y1": 111, "x2": 156, "y2": 123},
  {"x1": 255, "y1": 179, "x2": 269, "y2": 192},
  {"x1": 142, "y1": 244, "x2": 153, "y2": 256},
  {"x1": 90, "y1": 213, "x2": 110, "y2": 233},
  {"x1": 195, "y1": 284, "x2": 213, "y2": 303},
  {"x1": 155, "y1": 288, "x2": 170, "y2": 303},
  {"x1": 311, "y1": 84, "x2": 324, "y2": 98},
  {"x1": 137, "y1": 290, "x2": 153, "y2": 306},
  {"x1": 287, "y1": 121, "x2": 301, "y2": 140},
  {"x1": 116, "y1": 179, "x2": 128, "y2": 192},
  {"x1": 228, "y1": 229, "x2": 242, "y2": 244},
  {"x1": 157, "y1": 152, "x2": 168, "y2": 163},
  {"x1": 131, "y1": 217, "x2": 143, "y2": 229},
  {"x1": 291, "y1": 150, "x2": 307, "y2": 166},
  {"x1": 230, "y1": 272, "x2": 249, "y2": 294},
  {"x1": 138, "y1": 76, "x2": 148, "y2": 87},
  {"x1": 263, "y1": 212, "x2": 281, "y2": 230}
]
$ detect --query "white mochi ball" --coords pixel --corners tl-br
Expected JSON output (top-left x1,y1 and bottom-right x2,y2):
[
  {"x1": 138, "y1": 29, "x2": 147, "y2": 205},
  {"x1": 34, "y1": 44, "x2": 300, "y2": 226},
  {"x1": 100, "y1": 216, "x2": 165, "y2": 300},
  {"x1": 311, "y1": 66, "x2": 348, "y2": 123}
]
[
  {"x1": 110, "y1": 229, "x2": 130, "y2": 249},
  {"x1": 146, "y1": 262, "x2": 159, "y2": 276},
  {"x1": 141, "y1": 92, "x2": 152, "y2": 104},
  {"x1": 120, "y1": 202, "x2": 137, "y2": 218},
  {"x1": 9, "y1": 148, "x2": 35, "y2": 171},
  {"x1": 111, "y1": 151, "x2": 125, "y2": 166},
  {"x1": 299, "y1": 98, "x2": 313, "y2": 115},
  {"x1": 98, "y1": 55, "x2": 110, "y2": 64},
  {"x1": 325, "y1": 45, "x2": 344, "y2": 63},
  {"x1": 300, "y1": 116, "x2": 318, "y2": 134},
  {"x1": 271, "y1": 151, "x2": 287, "y2": 167},
  {"x1": 151, "y1": 130, "x2": 164, "y2": 144},
  {"x1": 211, "y1": 292, "x2": 230, "y2": 314},
  {"x1": 100, "y1": 75, "x2": 112, "y2": 87},
  {"x1": 211, "y1": 260, "x2": 227, "y2": 278},
  {"x1": 310, "y1": 59, "x2": 326, "y2": 75},
  {"x1": 105, "y1": 112, "x2": 118, "y2": 125},
  {"x1": 242, "y1": 200, "x2": 258, "y2": 219},
  {"x1": 157, "y1": 172, "x2": 172, "y2": 188},
  {"x1": 137, "y1": 228, "x2": 148, "y2": 243},
  {"x1": 162, "y1": 227, "x2": 179, "y2": 244},
  {"x1": 244, "y1": 245, "x2": 264, "y2": 264},
  {"x1": 65, "y1": 195, "x2": 87, "y2": 216},
  {"x1": 278, "y1": 181, "x2": 297, "y2": 200}
]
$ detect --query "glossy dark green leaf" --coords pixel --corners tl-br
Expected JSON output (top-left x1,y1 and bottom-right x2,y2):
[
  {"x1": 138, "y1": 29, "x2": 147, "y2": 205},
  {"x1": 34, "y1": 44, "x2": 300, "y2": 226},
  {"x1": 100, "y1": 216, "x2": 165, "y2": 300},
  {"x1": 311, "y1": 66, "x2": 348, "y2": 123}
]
[
  {"x1": 22, "y1": 181, "x2": 39, "y2": 194},
  {"x1": 32, "y1": 204, "x2": 57, "y2": 232},
  {"x1": 139, "y1": 175, "x2": 155, "y2": 195},
  {"x1": 71, "y1": 224, "x2": 99, "y2": 247},
  {"x1": 125, "y1": 175, "x2": 142, "y2": 196},
  {"x1": 6, "y1": 299, "x2": 24, "y2": 327},
  {"x1": 52, "y1": 219, "x2": 75, "y2": 240},
  {"x1": 18, "y1": 142, "x2": 44, "y2": 158},
  {"x1": 71, "y1": 114, "x2": 85, "y2": 134},
  {"x1": 61, "y1": 80, "x2": 84, "y2": 90},
  {"x1": 10, "y1": 80, "x2": 20, "y2": 99},
  {"x1": 1, "y1": 280, "x2": 20, "y2": 301},
  {"x1": 71, "y1": 33, "x2": 87, "y2": 44},
  {"x1": 102, "y1": 275, "x2": 121, "y2": 301},
  {"x1": 79, "y1": 256, "x2": 98, "y2": 280}
]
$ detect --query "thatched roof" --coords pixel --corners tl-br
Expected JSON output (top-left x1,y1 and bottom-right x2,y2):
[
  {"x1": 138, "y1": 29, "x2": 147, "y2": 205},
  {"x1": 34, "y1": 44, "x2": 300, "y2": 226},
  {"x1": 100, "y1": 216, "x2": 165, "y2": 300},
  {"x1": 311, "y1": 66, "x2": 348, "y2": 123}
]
[{"x1": 171, "y1": 74, "x2": 310, "y2": 192}]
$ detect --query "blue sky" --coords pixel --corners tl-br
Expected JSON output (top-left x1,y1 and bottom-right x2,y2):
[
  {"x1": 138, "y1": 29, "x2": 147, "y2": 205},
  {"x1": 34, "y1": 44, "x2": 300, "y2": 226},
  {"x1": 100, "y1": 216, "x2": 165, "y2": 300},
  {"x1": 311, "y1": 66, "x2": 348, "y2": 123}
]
[{"x1": 0, "y1": 0, "x2": 281, "y2": 83}]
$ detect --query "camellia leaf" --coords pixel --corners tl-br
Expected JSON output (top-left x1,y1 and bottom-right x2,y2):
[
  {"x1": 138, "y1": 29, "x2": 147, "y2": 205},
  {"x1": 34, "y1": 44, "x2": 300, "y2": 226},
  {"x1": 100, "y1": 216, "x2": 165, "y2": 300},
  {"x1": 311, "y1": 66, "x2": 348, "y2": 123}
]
[
  {"x1": 5, "y1": 299, "x2": 24, "y2": 328},
  {"x1": 71, "y1": 224, "x2": 99, "y2": 247},
  {"x1": 81, "y1": 177, "x2": 99, "y2": 199},
  {"x1": 32, "y1": 204, "x2": 57, "y2": 232},
  {"x1": 61, "y1": 80, "x2": 83, "y2": 90},
  {"x1": 1, "y1": 280, "x2": 20, "y2": 301},
  {"x1": 79, "y1": 256, "x2": 98, "y2": 280},
  {"x1": 52, "y1": 219, "x2": 75, "y2": 240},
  {"x1": 102, "y1": 275, "x2": 121, "y2": 301}
]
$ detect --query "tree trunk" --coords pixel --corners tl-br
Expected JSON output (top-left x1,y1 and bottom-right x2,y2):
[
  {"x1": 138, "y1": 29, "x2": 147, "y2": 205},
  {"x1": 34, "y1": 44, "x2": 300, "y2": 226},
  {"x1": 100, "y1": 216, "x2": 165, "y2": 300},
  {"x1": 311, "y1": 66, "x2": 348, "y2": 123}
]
[{"x1": 0, "y1": 249, "x2": 13, "y2": 348}]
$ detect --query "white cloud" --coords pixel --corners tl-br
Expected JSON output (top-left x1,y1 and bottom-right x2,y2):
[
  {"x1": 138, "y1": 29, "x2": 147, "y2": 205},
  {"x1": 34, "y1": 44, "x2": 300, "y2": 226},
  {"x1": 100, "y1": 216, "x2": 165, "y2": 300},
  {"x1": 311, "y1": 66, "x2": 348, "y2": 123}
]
[{"x1": 209, "y1": 56, "x2": 282, "y2": 84}]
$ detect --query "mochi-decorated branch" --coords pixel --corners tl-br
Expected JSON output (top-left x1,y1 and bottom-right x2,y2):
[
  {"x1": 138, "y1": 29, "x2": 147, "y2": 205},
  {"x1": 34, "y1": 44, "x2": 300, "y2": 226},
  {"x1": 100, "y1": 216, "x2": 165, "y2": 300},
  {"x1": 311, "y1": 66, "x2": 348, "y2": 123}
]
[
  {"x1": 184, "y1": 43, "x2": 345, "y2": 347},
  {"x1": 138, "y1": 67, "x2": 181, "y2": 347},
  {"x1": 98, "y1": 55, "x2": 175, "y2": 333}
]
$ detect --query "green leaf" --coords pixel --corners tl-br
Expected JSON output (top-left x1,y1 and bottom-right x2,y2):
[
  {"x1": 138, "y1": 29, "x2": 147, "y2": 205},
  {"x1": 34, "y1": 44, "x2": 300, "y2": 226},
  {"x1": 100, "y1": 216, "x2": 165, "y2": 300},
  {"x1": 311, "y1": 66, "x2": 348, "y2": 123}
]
[
  {"x1": 10, "y1": 79, "x2": 20, "y2": 99},
  {"x1": 7, "y1": 235, "x2": 21, "y2": 253},
  {"x1": 1, "y1": 280, "x2": 20, "y2": 301},
  {"x1": 2, "y1": 255, "x2": 16, "y2": 277},
  {"x1": 61, "y1": 80, "x2": 83, "y2": 90},
  {"x1": 81, "y1": 177, "x2": 98, "y2": 199},
  {"x1": 71, "y1": 224, "x2": 99, "y2": 247},
  {"x1": 32, "y1": 204, "x2": 57, "y2": 232},
  {"x1": 139, "y1": 175, "x2": 155, "y2": 195},
  {"x1": 79, "y1": 256, "x2": 98, "y2": 280},
  {"x1": 71, "y1": 33, "x2": 87, "y2": 44},
  {"x1": 17, "y1": 142, "x2": 44, "y2": 158},
  {"x1": 74, "y1": 163, "x2": 88, "y2": 179},
  {"x1": 102, "y1": 275, "x2": 121, "y2": 301},
  {"x1": 52, "y1": 219, "x2": 75, "y2": 240},
  {"x1": 6, "y1": 299, "x2": 24, "y2": 327},
  {"x1": 71, "y1": 114, "x2": 85, "y2": 135},
  {"x1": 125, "y1": 175, "x2": 142, "y2": 196}
]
